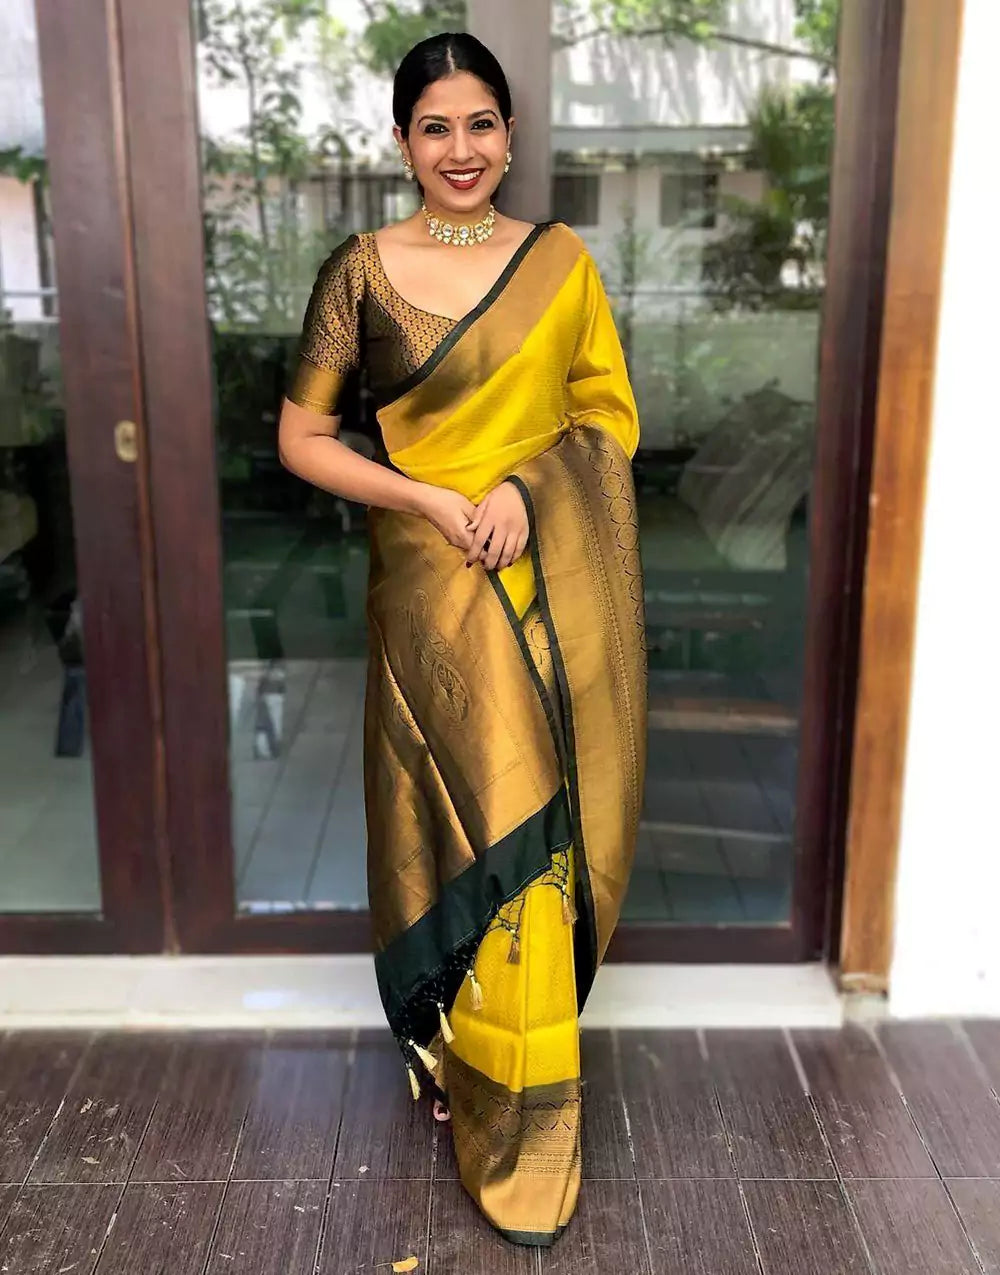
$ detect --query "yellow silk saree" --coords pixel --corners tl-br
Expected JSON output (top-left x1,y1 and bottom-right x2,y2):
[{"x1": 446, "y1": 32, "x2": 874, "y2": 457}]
[{"x1": 289, "y1": 221, "x2": 647, "y2": 1245}]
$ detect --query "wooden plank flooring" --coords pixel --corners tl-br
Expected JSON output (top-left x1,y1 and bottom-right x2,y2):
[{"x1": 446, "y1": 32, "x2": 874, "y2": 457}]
[{"x1": 0, "y1": 1022, "x2": 998, "y2": 1272}]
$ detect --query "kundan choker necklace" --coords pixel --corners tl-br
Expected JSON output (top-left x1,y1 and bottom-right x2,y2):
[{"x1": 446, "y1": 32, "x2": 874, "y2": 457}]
[{"x1": 421, "y1": 202, "x2": 496, "y2": 247}]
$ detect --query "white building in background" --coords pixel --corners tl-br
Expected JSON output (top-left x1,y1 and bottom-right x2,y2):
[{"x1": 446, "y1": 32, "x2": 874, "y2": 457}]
[
  {"x1": 551, "y1": 0, "x2": 811, "y2": 279},
  {"x1": 0, "y1": 0, "x2": 47, "y2": 322}
]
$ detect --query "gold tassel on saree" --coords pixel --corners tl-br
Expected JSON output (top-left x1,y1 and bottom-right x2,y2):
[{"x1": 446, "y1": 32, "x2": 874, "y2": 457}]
[
  {"x1": 437, "y1": 1002, "x2": 455, "y2": 1043},
  {"x1": 409, "y1": 1039, "x2": 439, "y2": 1075}
]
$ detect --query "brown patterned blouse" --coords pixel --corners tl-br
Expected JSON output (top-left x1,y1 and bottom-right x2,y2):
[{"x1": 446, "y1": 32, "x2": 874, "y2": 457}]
[{"x1": 288, "y1": 231, "x2": 460, "y2": 416}]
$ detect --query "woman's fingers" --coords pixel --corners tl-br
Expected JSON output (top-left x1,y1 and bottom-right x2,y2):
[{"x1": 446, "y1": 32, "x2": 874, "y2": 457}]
[
  {"x1": 499, "y1": 528, "x2": 529, "y2": 569},
  {"x1": 467, "y1": 492, "x2": 490, "y2": 533},
  {"x1": 492, "y1": 529, "x2": 527, "y2": 570},
  {"x1": 465, "y1": 489, "x2": 531, "y2": 569},
  {"x1": 484, "y1": 528, "x2": 511, "y2": 572},
  {"x1": 466, "y1": 515, "x2": 495, "y2": 566}
]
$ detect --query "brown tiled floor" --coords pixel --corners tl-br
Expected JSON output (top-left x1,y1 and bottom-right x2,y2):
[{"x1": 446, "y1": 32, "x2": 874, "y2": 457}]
[{"x1": 1, "y1": 1022, "x2": 999, "y2": 1272}]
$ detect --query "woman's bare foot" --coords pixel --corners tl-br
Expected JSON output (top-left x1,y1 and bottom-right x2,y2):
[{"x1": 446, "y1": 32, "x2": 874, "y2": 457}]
[{"x1": 433, "y1": 1097, "x2": 451, "y2": 1122}]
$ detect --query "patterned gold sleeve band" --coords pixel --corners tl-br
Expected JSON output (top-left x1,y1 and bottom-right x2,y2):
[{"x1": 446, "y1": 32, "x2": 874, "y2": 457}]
[{"x1": 286, "y1": 356, "x2": 345, "y2": 415}]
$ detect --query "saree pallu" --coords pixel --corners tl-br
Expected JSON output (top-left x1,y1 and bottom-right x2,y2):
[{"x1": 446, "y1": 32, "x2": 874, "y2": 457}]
[{"x1": 360, "y1": 224, "x2": 646, "y2": 1245}]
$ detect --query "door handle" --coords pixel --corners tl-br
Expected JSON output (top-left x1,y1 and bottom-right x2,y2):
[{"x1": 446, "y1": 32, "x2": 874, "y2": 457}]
[{"x1": 114, "y1": 420, "x2": 138, "y2": 463}]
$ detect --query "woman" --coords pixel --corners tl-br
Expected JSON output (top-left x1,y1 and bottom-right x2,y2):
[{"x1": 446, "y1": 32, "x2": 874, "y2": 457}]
[{"x1": 278, "y1": 31, "x2": 646, "y2": 1247}]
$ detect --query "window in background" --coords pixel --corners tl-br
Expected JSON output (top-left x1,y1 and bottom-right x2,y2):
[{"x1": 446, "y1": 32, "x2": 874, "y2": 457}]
[
  {"x1": 552, "y1": 171, "x2": 600, "y2": 226},
  {"x1": 659, "y1": 160, "x2": 720, "y2": 230}
]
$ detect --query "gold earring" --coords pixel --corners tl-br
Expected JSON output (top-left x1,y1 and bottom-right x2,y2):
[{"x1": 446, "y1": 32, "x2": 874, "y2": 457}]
[
  {"x1": 504, "y1": 150, "x2": 511, "y2": 174},
  {"x1": 401, "y1": 153, "x2": 414, "y2": 181}
]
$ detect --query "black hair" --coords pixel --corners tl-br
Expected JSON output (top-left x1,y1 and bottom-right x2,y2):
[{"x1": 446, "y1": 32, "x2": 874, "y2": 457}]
[{"x1": 392, "y1": 31, "x2": 513, "y2": 137}]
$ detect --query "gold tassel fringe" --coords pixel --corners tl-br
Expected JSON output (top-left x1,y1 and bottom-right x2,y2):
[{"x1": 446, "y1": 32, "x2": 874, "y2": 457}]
[
  {"x1": 507, "y1": 932, "x2": 521, "y2": 965},
  {"x1": 409, "y1": 1039, "x2": 438, "y2": 1075},
  {"x1": 562, "y1": 889, "x2": 577, "y2": 925},
  {"x1": 468, "y1": 967, "x2": 484, "y2": 1010},
  {"x1": 407, "y1": 1065, "x2": 421, "y2": 1101},
  {"x1": 437, "y1": 1002, "x2": 455, "y2": 1044}
]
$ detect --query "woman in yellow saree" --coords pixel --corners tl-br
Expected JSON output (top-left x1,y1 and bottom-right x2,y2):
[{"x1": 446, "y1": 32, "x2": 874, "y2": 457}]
[{"x1": 279, "y1": 33, "x2": 646, "y2": 1248}]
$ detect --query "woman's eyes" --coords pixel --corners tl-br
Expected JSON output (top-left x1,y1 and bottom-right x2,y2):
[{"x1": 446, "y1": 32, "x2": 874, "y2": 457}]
[{"x1": 423, "y1": 120, "x2": 495, "y2": 135}]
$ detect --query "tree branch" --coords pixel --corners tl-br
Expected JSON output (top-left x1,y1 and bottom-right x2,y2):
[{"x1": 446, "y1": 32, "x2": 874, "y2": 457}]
[
  {"x1": 713, "y1": 28, "x2": 834, "y2": 67},
  {"x1": 554, "y1": 23, "x2": 834, "y2": 69}
]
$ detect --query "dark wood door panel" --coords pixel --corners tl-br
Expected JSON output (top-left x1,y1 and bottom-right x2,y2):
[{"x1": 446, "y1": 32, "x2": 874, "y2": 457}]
[{"x1": 0, "y1": 0, "x2": 166, "y2": 954}]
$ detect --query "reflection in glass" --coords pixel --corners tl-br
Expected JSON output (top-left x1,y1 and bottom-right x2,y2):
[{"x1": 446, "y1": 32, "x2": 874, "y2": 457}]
[
  {"x1": 550, "y1": 1, "x2": 839, "y2": 924},
  {"x1": 0, "y1": 5, "x2": 101, "y2": 911},
  {"x1": 194, "y1": 1, "x2": 465, "y2": 911}
]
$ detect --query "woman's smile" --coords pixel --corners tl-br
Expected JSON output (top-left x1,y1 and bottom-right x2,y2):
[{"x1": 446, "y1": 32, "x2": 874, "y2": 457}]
[{"x1": 440, "y1": 168, "x2": 485, "y2": 191}]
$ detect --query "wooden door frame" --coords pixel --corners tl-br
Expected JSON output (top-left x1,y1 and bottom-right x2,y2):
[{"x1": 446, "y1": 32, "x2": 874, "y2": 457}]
[
  {"x1": 0, "y1": 0, "x2": 168, "y2": 954},
  {"x1": 838, "y1": 0, "x2": 965, "y2": 992},
  {"x1": 123, "y1": 0, "x2": 904, "y2": 958}
]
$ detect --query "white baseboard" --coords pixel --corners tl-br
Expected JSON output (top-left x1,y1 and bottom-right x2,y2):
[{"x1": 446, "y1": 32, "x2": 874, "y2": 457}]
[{"x1": 0, "y1": 956, "x2": 844, "y2": 1030}]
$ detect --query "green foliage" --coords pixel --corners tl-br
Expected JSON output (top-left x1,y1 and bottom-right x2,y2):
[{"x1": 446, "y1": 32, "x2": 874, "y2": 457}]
[
  {"x1": 748, "y1": 82, "x2": 836, "y2": 226},
  {"x1": 703, "y1": 67, "x2": 837, "y2": 309},
  {"x1": 554, "y1": 0, "x2": 834, "y2": 67},
  {"x1": 701, "y1": 194, "x2": 796, "y2": 307},
  {"x1": 358, "y1": 1, "x2": 466, "y2": 79},
  {"x1": 0, "y1": 148, "x2": 47, "y2": 185},
  {"x1": 558, "y1": 0, "x2": 724, "y2": 41},
  {"x1": 606, "y1": 194, "x2": 656, "y2": 363},
  {"x1": 794, "y1": 0, "x2": 839, "y2": 66},
  {"x1": 199, "y1": 0, "x2": 350, "y2": 329}
]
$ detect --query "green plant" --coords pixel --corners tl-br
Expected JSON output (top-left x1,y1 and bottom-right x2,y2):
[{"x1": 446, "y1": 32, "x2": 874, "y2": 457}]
[
  {"x1": 198, "y1": 0, "x2": 352, "y2": 328},
  {"x1": 553, "y1": 0, "x2": 835, "y2": 69},
  {"x1": 701, "y1": 73, "x2": 836, "y2": 311},
  {"x1": 357, "y1": 1, "x2": 466, "y2": 77},
  {"x1": 0, "y1": 148, "x2": 47, "y2": 185},
  {"x1": 606, "y1": 191, "x2": 657, "y2": 364}
]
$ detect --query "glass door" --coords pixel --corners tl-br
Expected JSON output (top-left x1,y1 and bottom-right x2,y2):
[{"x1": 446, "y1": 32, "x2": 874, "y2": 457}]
[
  {"x1": 536, "y1": 0, "x2": 895, "y2": 959},
  {"x1": 134, "y1": 0, "x2": 892, "y2": 958},
  {"x1": 547, "y1": 5, "x2": 835, "y2": 935},
  {"x1": 0, "y1": 0, "x2": 166, "y2": 952}
]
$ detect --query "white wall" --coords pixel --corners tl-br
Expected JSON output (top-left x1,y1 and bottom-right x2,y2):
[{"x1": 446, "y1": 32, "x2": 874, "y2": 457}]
[
  {"x1": 0, "y1": 178, "x2": 43, "y2": 320},
  {"x1": 552, "y1": 0, "x2": 802, "y2": 130},
  {"x1": 889, "y1": 0, "x2": 1000, "y2": 1017},
  {"x1": 0, "y1": 0, "x2": 46, "y2": 320},
  {"x1": 0, "y1": 0, "x2": 44, "y2": 154}
]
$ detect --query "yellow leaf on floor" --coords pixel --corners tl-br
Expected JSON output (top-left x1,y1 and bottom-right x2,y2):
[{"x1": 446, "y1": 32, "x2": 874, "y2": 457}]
[{"x1": 391, "y1": 1260, "x2": 419, "y2": 1273}]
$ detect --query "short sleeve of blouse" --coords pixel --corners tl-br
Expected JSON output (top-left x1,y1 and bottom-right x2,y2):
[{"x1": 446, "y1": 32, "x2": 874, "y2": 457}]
[{"x1": 286, "y1": 234, "x2": 365, "y2": 415}]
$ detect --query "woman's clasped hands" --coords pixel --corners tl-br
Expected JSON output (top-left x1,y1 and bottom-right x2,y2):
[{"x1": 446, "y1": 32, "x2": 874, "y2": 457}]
[{"x1": 416, "y1": 480, "x2": 529, "y2": 571}]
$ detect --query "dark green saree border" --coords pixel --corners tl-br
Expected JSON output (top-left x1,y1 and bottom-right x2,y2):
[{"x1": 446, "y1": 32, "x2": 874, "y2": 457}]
[
  {"x1": 376, "y1": 221, "x2": 553, "y2": 409},
  {"x1": 501, "y1": 1225, "x2": 567, "y2": 1249},
  {"x1": 374, "y1": 785, "x2": 572, "y2": 1028},
  {"x1": 506, "y1": 472, "x2": 599, "y2": 1010}
]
